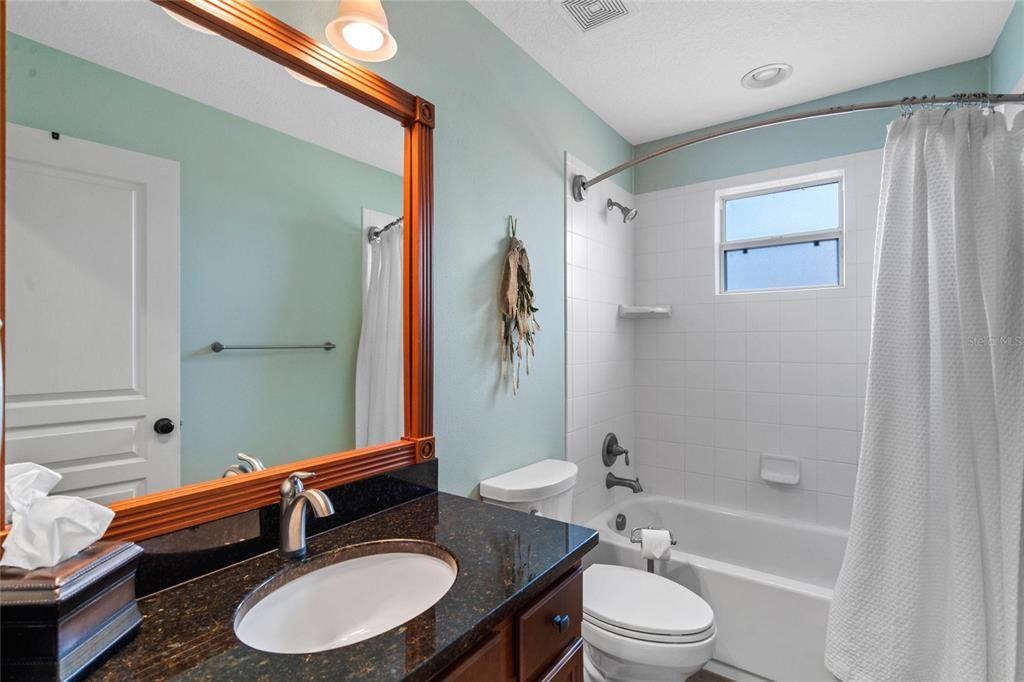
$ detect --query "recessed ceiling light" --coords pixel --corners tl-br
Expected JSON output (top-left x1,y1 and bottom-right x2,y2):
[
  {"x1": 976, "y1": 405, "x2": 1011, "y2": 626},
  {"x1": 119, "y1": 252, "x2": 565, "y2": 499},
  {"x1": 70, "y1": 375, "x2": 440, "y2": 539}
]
[
  {"x1": 284, "y1": 68, "x2": 327, "y2": 88},
  {"x1": 741, "y1": 63, "x2": 793, "y2": 89},
  {"x1": 161, "y1": 7, "x2": 218, "y2": 35}
]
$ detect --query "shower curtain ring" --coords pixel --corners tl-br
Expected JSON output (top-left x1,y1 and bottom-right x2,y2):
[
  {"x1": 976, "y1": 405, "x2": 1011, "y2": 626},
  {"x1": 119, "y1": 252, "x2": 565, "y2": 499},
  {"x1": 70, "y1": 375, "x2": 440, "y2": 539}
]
[{"x1": 899, "y1": 97, "x2": 913, "y2": 118}]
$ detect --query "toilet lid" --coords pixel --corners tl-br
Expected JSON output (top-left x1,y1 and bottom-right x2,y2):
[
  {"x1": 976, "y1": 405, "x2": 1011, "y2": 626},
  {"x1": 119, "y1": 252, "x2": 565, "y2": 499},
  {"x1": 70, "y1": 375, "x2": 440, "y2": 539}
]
[{"x1": 583, "y1": 564, "x2": 714, "y2": 638}]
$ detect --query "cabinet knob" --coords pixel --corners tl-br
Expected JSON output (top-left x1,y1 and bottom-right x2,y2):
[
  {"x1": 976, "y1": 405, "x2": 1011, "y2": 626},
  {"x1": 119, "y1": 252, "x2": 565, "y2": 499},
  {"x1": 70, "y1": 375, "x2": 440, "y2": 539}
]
[{"x1": 552, "y1": 614, "x2": 571, "y2": 632}]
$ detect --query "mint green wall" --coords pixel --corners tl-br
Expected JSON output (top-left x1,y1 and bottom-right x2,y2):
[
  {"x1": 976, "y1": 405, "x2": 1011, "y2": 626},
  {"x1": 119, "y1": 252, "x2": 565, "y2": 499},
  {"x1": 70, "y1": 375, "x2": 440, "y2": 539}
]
[
  {"x1": 256, "y1": 1, "x2": 634, "y2": 496},
  {"x1": 633, "y1": 58, "x2": 991, "y2": 193},
  {"x1": 379, "y1": 2, "x2": 632, "y2": 497},
  {"x1": 6, "y1": 33, "x2": 403, "y2": 486},
  {"x1": 992, "y1": 0, "x2": 1024, "y2": 92}
]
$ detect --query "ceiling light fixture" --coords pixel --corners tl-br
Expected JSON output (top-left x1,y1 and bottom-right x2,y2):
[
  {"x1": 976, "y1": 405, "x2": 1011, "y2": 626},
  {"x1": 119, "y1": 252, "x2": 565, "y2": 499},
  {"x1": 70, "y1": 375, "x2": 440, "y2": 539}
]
[
  {"x1": 161, "y1": 7, "x2": 218, "y2": 36},
  {"x1": 741, "y1": 63, "x2": 793, "y2": 89},
  {"x1": 285, "y1": 68, "x2": 327, "y2": 88},
  {"x1": 325, "y1": 0, "x2": 398, "y2": 62}
]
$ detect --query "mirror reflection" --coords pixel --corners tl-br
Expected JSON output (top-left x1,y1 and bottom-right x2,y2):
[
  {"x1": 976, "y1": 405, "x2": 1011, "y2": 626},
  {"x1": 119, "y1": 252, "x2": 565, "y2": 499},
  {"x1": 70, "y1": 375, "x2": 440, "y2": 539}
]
[{"x1": 4, "y1": 0, "x2": 405, "y2": 504}]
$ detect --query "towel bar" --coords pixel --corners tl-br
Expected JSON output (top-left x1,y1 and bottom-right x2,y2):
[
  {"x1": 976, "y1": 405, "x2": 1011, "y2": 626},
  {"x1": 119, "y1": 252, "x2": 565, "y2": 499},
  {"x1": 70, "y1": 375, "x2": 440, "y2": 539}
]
[{"x1": 210, "y1": 342, "x2": 336, "y2": 352}]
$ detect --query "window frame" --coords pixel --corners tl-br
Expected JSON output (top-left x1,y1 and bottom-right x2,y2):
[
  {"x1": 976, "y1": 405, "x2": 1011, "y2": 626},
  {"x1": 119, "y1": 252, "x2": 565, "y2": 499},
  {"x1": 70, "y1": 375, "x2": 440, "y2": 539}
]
[{"x1": 715, "y1": 170, "x2": 846, "y2": 295}]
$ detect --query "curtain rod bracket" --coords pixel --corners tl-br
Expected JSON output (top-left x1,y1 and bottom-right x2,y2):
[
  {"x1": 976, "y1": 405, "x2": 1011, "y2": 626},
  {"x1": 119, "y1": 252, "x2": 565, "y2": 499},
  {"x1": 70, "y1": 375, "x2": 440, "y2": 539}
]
[
  {"x1": 368, "y1": 216, "x2": 403, "y2": 243},
  {"x1": 572, "y1": 174, "x2": 589, "y2": 202}
]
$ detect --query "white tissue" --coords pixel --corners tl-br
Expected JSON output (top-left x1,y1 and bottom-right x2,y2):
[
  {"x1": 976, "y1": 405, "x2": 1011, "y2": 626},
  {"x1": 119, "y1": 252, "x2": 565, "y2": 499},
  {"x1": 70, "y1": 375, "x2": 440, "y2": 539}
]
[
  {"x1": 4, "y1": 462, "x2": 61, "y2": 523},
  {"x1": 1, "y1": 464, "x2": 114, "y2": 571},
  {"x1": 640, "y1": 528, "x2": 672, "y2": 561}
]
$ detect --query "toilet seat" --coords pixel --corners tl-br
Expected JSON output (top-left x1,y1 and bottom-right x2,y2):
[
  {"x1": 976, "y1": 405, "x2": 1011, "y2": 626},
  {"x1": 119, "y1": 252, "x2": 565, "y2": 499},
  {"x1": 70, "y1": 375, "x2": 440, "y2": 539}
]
[
  {"x1": 584, "y1": 613, "x2": 715, "y2": 644},
  {"x1": 583, "y1": 619, "x2": 716, "y2": 673},
  {"x1": 583, "y1": 564, "x2": 715, "y2": 644}
]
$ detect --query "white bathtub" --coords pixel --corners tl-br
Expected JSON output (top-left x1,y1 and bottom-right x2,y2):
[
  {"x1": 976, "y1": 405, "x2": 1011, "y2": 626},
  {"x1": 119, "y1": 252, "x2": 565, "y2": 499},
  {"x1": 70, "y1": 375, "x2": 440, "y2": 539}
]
[{"x1": 584, "y1": 495, "x2": 847, "y2": 682}]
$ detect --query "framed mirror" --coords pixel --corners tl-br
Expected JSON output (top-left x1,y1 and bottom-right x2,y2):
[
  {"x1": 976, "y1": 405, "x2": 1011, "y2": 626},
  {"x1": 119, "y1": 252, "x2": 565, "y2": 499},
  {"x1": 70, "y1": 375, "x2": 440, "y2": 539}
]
[{"x1": 0, "y1": 0, "x2": 434, "y2": 541}]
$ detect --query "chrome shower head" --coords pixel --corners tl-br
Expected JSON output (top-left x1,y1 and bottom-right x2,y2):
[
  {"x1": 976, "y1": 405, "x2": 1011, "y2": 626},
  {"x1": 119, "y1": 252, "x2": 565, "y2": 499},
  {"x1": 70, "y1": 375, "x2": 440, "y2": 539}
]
[{"x1": 607, "y1": 198, "x2": 638, "y2": 223}]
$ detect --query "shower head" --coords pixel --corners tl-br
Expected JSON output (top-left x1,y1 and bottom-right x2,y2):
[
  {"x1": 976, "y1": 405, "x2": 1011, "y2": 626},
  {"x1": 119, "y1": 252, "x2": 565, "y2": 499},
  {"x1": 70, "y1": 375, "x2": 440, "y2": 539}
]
[{"x1": 607, "y1": 198, "x2": 638, "y2": 223}]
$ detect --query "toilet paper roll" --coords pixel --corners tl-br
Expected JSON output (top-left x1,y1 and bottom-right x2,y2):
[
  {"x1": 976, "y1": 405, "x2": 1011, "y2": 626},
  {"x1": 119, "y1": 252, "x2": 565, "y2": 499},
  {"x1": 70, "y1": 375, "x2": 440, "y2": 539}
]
[{"x1": 640, "y1": 528, "x2": 672, "y2": 561}]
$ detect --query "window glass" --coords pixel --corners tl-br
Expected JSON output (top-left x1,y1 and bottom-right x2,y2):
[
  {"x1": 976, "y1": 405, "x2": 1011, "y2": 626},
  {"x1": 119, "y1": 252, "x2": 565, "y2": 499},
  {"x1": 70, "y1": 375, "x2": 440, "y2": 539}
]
[
  {"x1": 724, "y1": 239, "x2": 840, "y2": 292},
  {"x1": 724, "y1": 181, "x2": 840, "y2": 241}
]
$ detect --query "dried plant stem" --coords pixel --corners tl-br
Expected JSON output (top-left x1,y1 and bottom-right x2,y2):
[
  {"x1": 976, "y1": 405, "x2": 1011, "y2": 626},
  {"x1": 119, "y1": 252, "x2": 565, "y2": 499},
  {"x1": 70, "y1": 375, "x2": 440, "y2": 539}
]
[{"x1": 499, "y1": 217, "x2": 540, "y2": 394}]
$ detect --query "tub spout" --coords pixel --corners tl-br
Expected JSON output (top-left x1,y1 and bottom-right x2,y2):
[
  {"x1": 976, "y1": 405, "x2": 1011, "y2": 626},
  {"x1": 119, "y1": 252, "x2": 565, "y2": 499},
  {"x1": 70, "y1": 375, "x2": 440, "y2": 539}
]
[{"x1": 606, "y1": 472, "x2": 643, "y2": 493}]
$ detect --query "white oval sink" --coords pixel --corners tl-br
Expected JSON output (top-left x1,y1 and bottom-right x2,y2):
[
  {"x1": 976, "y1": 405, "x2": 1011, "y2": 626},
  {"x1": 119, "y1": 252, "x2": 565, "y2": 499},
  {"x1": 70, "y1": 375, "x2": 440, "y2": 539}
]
[{"x1": 234, "y1": 542, "x2": 457, "y2": 654}]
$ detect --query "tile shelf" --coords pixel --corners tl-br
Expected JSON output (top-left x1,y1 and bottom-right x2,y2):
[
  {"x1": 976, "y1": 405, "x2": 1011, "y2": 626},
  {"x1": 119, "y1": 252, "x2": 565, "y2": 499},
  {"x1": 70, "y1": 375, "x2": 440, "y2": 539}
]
[{"x1": 617, "y1": 304, "x2": 672, "y2": 319}]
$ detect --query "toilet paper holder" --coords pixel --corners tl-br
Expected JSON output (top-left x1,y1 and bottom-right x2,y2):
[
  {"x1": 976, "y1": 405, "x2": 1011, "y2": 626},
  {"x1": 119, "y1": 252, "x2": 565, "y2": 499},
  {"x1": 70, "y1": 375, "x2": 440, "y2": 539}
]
[
  {"x1": 629, "y1": 527, "x2": 678, "y2": 546},
  {"x1": 630, "y1": 527, "x2": 677, "y2": 574}
]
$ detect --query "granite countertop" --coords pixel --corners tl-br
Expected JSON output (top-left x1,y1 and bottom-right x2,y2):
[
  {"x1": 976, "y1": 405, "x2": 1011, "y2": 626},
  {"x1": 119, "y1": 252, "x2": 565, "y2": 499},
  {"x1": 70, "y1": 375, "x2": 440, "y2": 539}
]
[{"x1": 89, "y1": 492, "x2": 598, "y2": 681}]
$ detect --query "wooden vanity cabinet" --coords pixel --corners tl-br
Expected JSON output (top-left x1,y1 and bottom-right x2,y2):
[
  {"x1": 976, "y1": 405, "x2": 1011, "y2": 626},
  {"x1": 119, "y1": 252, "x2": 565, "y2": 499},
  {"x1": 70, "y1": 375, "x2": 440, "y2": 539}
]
[{"x1": 438, "y1": 564, "x2": 583, "y2": 682}]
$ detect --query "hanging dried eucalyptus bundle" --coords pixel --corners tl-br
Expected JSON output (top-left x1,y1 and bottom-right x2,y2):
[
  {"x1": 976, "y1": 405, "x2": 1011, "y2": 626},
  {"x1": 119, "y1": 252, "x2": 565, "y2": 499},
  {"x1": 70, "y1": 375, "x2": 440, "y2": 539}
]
[{"x1": 500, "y1": 216, "x2": 540, "y2": 393}]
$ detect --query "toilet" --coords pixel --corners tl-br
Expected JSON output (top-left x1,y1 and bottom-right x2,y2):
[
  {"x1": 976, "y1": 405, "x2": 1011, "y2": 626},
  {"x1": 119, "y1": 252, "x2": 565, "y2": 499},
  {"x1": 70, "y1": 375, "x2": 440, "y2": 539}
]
[{"x1": 480, "y1": 460, "x2": 716, "y2": 681}]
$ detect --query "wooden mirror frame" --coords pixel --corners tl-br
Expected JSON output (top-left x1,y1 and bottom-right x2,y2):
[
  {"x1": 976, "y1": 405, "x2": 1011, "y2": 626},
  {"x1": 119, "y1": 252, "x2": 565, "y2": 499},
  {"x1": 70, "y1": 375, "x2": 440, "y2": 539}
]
[{"x1": 0, "y1": 0, "x2": 434, "y2": 542}]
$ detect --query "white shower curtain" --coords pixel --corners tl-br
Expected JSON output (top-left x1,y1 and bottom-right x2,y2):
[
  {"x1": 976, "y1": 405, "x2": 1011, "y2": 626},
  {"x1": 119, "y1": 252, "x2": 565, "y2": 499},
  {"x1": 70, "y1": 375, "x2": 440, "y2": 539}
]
[
  {"x1": 826, "y1": 108, "x2": 1024, "y2": 682},
  {"x1": 354, "y1": 215, "x2": 404, "y2": 448}
]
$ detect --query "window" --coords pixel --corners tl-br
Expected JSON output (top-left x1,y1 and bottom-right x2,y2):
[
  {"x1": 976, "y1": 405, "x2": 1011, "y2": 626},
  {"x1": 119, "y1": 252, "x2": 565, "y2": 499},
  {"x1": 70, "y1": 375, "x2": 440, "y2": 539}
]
[{"x1": 717, "y1": 174, "x2": 843, "y2": 293}]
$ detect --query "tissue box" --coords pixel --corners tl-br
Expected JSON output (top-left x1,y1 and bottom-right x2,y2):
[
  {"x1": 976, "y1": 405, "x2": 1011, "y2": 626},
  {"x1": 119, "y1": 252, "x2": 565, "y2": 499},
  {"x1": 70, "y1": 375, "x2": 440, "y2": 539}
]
[{"x1": 0, "y1": 541, "x2": 144, "y2": 681}]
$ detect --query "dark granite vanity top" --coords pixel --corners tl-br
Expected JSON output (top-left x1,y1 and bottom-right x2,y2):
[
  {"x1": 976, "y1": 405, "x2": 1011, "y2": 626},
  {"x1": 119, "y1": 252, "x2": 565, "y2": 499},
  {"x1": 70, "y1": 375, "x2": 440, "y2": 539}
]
[{"x1": 89, "y1": 492, "x2": 597, "y2": 681}]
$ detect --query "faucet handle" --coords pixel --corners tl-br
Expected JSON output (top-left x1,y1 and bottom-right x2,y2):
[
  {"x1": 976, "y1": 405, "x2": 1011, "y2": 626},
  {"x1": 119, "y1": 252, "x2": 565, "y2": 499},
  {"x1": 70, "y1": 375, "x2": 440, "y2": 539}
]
[
  {"x1": 237, "y1": 452, "x2": 266, "y2": 472},
  {"x1": 280, "y1": 471, "x2": 316, "y2": 502},
  {"x1": 602, "y1": 433, "x2": 631, "y2": 467}
]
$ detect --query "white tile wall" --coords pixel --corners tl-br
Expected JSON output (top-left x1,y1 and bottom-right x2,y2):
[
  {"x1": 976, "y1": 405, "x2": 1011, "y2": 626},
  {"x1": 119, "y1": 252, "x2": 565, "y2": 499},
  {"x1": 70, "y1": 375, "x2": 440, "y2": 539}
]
[
  {"x1": 565, "y1": 154, "x2": 640, "y2": 523},
  {"x1": 630, "y1": 149, "x2": 884, "y2": 529}
]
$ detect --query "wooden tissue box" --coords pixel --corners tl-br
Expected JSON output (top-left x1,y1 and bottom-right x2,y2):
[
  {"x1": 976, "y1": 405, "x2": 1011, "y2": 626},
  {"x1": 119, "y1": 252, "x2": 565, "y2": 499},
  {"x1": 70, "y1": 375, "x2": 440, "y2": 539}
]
[{"x1": 0, "y1": 541, "x2": 144, "y2": 681}]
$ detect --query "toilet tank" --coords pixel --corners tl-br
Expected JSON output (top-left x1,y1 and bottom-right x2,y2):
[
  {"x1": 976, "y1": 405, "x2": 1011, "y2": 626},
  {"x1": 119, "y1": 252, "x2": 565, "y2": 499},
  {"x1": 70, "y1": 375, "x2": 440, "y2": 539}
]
[{"x1": 479, "y1": 459, "x2": 577, "y2": 522}]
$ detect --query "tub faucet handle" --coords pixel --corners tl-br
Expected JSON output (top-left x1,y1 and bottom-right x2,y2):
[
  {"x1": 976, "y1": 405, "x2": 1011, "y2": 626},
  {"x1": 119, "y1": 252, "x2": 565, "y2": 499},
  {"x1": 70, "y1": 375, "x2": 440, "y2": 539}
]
[{"x1": 602, "y1": 433, "x2": 630, "y2": 466}]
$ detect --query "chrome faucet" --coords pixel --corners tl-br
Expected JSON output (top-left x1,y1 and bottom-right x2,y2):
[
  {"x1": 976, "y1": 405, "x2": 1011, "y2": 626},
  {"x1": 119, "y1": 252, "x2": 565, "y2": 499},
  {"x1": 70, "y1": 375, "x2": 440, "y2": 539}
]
[
  {"x1": 222, "y1": 452, "x2": 266, "y2": 477},
  {"x1": 606, "y1": 472, "x2": 644, "y2": 493},
  {"x1": 278, "y1": 471, "x2": 335, "y2": 560}
]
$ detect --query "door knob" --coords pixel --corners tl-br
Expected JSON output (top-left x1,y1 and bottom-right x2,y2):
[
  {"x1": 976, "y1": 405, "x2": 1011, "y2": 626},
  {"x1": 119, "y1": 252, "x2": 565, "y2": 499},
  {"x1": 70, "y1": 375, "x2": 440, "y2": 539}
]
[{"x1": 154, "y1": 418, "x2": 175, "y2": 435}]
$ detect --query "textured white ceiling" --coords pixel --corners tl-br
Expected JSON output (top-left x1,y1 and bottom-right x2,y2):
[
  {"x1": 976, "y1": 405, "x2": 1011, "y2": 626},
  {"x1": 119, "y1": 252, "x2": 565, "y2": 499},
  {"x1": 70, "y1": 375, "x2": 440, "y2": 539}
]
[
  {"x1": 7, "y1": 0, "x2": 404, "y2": 175},
  {"x1": 471, "y1": 0, "x2": 1015, "y2": 144}
]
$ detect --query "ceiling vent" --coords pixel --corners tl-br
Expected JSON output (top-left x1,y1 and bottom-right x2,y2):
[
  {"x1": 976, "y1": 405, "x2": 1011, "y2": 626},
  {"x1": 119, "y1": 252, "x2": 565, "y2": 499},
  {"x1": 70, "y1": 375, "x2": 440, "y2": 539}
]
[{"x1": 561, "y1": 0, "x2": 629, "y2": 32}]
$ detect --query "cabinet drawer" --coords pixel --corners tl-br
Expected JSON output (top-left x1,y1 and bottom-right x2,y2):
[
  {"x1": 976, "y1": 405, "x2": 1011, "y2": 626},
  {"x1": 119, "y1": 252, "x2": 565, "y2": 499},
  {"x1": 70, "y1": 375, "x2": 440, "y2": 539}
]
[
  {"x1": 440, "y1": 622, "x2": 514, "y2": 682},
  {"x1": 539, "y1": 639, "x2": 584, "y2": 682},
  {"x1": 516, "y1": 567, "x2": 582, "y2": 682}
]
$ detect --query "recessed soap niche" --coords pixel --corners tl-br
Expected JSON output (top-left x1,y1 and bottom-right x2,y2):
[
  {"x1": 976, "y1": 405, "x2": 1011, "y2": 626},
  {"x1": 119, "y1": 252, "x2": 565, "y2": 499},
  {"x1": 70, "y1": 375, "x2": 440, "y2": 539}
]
[{"x1": 760, "y1": 454, "x2": 801, "y2": 485}]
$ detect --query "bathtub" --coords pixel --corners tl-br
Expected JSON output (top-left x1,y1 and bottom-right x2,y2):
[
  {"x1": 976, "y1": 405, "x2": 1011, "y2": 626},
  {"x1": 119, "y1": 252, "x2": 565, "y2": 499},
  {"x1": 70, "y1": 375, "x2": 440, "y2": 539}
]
[{"x1": 584, "y1": 495, "x2": 847, "y2": 682}]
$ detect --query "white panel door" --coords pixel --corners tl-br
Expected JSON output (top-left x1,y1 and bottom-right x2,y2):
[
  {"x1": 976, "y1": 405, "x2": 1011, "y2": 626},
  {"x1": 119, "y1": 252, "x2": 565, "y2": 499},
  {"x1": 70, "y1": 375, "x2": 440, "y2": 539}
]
[{"x1": 5, "y1": 124, "x2": 180, "y2": 504}]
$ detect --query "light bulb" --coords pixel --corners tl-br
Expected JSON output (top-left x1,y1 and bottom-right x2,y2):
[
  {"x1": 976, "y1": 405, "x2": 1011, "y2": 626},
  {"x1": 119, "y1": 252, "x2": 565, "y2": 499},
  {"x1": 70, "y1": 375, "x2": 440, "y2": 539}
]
[
  {"x1": 325, "y1": 0, "x2": 397, "y2": 62},
  {"x1": 741, "y1": 63, "x2": 793, "y2": 89},
  {"x1": 753, "y1": 67, "x2": 781, "y2": 82},
  {"x1": 341, "y1": 22, "x2": 385, "y2": 52}
]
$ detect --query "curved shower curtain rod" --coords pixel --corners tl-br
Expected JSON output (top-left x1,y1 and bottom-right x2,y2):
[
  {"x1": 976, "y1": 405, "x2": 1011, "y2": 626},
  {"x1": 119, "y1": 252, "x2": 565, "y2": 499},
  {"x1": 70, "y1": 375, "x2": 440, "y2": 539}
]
[{"x1": 571, "y1": 92, "x2": 1024, "y2": 202}]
